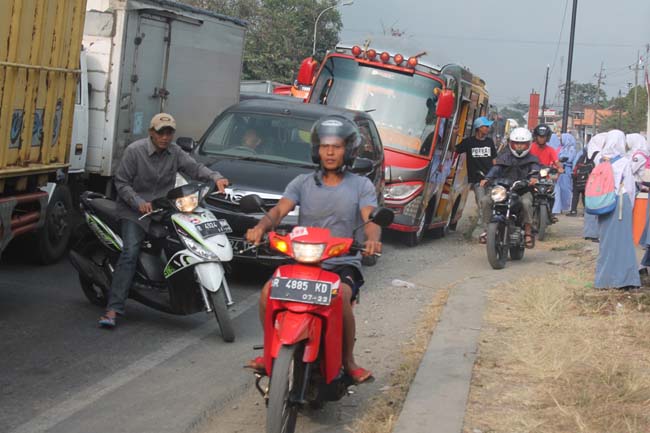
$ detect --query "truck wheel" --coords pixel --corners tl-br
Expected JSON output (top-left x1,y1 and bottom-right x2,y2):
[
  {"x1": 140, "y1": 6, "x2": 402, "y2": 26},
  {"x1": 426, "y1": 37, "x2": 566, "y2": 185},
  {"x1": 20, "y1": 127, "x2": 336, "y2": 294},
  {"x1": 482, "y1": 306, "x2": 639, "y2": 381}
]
[
  {"x1": 37, "y1": 184, "x2": 73, "y2": 264},
  {"x1": 404, "y1": 215, "x2": 426, "y2": 247}
]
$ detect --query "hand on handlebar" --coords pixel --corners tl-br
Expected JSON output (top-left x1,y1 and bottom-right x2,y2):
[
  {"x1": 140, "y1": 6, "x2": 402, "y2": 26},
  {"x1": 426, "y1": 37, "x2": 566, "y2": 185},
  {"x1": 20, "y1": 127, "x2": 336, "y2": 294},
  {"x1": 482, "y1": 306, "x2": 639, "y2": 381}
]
[
  {"x1": 362, "y1": 240, "x2": 382, "y2": 257},
  {"x1": 215, "y1": 178, "x2": 229, "y2": 194},
  {"x1": 479, "y1": 179, "x2": 489, "y2": 187},
  {"x1": 529, "y1": 178, "x2": 539, "y2": 186},
  {"x1": 245, "y1": 225, "x2": 266, "y2": 246},
  {"x1": 139, "y1": 202, "x2": 153, "y2": 214}
]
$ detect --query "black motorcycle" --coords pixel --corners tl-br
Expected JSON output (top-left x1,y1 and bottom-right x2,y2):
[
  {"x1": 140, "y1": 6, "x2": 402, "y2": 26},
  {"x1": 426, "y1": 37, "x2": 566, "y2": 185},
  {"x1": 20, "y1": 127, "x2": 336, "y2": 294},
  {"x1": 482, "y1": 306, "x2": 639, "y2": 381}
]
[
  {"x1": 69, "y1": 183, "x2": 237, "y2": 342},
  {"x1": 532, "y1": 166, "x2": 557, "y2": 241},
  {"x1": 486, "y1": 178, "x2": 529, "y2": 269}
]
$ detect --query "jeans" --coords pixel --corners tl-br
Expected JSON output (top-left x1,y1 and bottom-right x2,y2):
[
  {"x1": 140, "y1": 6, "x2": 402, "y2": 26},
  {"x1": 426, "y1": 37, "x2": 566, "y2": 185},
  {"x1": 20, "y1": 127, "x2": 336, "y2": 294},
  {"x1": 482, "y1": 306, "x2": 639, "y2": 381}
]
[
  {"x1": 481, "y1": 191, "x2": 534, "y2": 227},
  {"x1": 107, "y1": 219, "x2": 146, "y2": 314},
  {"x1": 471, "y1": 183, "x2": 488, "y2": 230}
]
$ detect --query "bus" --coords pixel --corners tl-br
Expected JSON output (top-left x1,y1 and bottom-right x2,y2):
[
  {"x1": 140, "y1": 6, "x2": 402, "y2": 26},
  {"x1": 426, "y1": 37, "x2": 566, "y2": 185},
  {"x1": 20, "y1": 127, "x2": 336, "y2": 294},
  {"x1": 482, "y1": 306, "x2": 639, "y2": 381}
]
[{"x1": 299, "y1": 38, "x2": 490, "y2": 245}]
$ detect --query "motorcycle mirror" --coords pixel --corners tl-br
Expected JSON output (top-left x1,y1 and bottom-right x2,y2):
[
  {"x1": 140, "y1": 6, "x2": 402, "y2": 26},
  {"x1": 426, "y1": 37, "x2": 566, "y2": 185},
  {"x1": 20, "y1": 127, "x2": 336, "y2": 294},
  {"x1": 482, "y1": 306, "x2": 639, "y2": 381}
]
[
  {"x1": 239, "y1": 194, "x2": 265, "y2": 213},
  {"x1": 350, "y1": 157, "x2": 373, "y2": 175},
  {"x1": 369, "y1": 207, "x2": 394, "y2": 228},
  {"x1": 176, "y1": 137, "x2": 196, "y2": 153}
]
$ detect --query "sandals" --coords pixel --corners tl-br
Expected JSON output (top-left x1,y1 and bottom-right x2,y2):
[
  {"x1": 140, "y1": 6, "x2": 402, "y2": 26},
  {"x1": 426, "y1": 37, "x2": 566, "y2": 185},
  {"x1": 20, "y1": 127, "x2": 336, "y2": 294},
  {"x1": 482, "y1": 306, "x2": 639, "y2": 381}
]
[
  {"x1": 347, "y1": 367, "x2": 374, "y2": 384},
  {"x1": 478, "y1": 232, "x2": 487, "y2": 244},
  {"x1": 244, "y1": 356, "x2": 266, "y2": 374},
  {"x1": 524, "y1": 234, "x2": 535, "y2": 249},
  {"x1": 98, "y1": 315, "x2": 116, "y2": 329}
]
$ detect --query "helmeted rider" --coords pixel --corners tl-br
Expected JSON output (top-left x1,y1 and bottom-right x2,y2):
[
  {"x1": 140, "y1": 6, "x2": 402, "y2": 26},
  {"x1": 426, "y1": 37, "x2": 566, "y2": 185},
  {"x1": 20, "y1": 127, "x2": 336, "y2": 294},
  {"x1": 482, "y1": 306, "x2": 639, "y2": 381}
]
[
  {"x1": 530, "y1": 124, "x2": 564, "y2": 174},
  {"x1": 245, "y1": 115, "x2": 381, "y2": 384},
  {"x1": 479, "y1": 127, "x2": 541, "y2": 248}
]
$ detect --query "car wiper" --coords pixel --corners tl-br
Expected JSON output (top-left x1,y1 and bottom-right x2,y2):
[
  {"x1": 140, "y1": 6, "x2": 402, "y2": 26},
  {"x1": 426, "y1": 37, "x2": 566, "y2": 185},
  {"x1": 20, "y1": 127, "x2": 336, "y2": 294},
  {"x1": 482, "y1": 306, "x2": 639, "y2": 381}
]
[{"x1": 227, "y1": 155, "x2": 317, "y2": 169}]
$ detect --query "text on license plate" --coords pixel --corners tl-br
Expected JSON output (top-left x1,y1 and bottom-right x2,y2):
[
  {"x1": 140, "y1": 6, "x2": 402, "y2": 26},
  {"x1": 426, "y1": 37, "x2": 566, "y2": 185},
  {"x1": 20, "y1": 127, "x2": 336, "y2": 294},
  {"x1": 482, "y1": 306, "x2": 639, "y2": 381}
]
[
  {"x1": 196, "y1": 219, "x2": 232, "y2": 238},
  {"x1": 269, "y1": 277, "x2": 332, "y2": 306}
]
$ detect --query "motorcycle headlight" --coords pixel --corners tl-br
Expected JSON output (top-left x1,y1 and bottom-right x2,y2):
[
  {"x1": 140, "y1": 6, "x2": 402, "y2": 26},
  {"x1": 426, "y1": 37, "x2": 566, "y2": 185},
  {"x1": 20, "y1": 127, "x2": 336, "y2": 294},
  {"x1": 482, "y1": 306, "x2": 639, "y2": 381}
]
[
  {"x1": 291, "y1": 242, "x2": 326, "y2": 263},
  {"x1": 182, "y1": 235, "x2": 218, "y2": 260},
  {"x1": 540, "y1": 168, "x2": 549, "y2": 178},
  {"x1": 175, "y1": 192, "x2": 199, "y2": 213},
  {"x1": 491, "y1": 185, "x2": 507, "y2": 203}
]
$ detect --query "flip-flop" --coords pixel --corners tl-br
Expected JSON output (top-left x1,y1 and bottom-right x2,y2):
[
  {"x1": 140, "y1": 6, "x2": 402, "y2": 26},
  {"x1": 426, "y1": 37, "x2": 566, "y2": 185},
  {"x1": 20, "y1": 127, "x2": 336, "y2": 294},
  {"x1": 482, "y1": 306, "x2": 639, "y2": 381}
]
[
  {"x1": 244, "y1": 356, "x2": 265, "y2": 373},
  {"x1": 347, "y1": 367, "x2": 374, "y2": 384},
  {"x1": 479, "y1": 232, "x2": 488, "y2": 244},
  {"x1": 98, "y1": 315, "x2": 116, "y2": 329},
  {"x1": 524, "y1": 234, "x2": 535, "y2": 249}
]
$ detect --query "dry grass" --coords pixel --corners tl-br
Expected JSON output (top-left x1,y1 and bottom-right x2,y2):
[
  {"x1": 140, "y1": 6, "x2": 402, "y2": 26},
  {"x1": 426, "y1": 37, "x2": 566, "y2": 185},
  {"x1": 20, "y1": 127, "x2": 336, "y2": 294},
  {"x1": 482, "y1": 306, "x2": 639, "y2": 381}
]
[
  {"x1": 347, "y1": 288, "x2": 451, "y2": 433},
  {"x1": 464, "y1": 247, "x2": 650, "y2": 433}
]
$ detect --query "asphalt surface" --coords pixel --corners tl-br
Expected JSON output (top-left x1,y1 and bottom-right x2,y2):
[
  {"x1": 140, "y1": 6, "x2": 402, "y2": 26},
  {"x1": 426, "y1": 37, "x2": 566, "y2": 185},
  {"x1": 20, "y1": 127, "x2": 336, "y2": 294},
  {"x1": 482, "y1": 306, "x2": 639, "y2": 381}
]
[{"x1": 0, "y1": 223, "x2": 474, "y2": 433}]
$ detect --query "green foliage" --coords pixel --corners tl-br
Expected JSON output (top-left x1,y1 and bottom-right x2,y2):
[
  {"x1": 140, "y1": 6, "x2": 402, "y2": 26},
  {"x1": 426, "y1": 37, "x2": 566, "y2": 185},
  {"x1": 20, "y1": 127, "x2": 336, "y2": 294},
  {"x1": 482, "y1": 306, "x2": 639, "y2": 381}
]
[
  {"x1": 600, "y1": 85, "x2": 648, "y2": 133},
  {"x1": 565, "y1": 81, "x2": 608, "y2": 110},
  {"x1": 182, "y1": 0, "x2": 342, "y2": 82}
]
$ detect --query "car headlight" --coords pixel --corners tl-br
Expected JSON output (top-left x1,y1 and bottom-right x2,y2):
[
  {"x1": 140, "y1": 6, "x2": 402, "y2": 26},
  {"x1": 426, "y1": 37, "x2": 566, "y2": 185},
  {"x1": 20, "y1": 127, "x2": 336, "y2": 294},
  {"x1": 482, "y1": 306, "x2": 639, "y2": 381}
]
[
  {"x1": 383, "y1": 182, "x2": 423, "y2": 202},
  {"x1": 491, "y1": 185, "x2": 507, "y2": 202},
  {"x1": 291, "y1": 242, "x2": 326, "y2": 263},
  {"x1": 182, "y1": 235, "x2": 218, "y2": 260},
  {"x1": 540, "y1": 168, "x2": 549, "y2": 178},
  {"x1": 175, "y1": 192, "x2": 199, "y2": 213}
]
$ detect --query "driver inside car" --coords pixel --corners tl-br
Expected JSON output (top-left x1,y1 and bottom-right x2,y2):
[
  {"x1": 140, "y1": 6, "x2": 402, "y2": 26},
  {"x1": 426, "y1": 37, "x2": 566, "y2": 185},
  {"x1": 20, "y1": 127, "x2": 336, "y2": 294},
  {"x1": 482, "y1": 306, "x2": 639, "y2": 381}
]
[
  {"x1": 479, "y1": 127, "x2": 541, "y2": 248},
  {"x1": 244, "y1": 115, "x2": 381, "y2": 385}
]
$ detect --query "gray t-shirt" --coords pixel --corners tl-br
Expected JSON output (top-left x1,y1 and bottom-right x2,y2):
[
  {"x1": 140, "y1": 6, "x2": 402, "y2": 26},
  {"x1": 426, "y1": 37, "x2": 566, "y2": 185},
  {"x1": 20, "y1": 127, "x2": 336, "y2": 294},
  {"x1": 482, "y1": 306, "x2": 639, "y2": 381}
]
[{"x1": 282, "y1": 172, "x2": 378, "y2": 270}]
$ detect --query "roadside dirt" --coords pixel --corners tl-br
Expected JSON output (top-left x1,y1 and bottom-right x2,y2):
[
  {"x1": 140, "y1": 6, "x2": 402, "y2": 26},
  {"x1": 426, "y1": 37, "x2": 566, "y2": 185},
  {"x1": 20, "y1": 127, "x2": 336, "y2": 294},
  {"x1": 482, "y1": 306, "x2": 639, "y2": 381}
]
[{"x1": 463, "y1": 225, "x2": 650, "y2": 433}]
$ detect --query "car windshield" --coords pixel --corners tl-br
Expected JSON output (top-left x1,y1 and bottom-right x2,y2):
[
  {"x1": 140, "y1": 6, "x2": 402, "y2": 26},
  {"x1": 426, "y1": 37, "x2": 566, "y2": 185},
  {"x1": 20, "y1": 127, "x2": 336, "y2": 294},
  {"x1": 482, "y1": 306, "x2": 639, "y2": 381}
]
[
  {"x1": 200, "y1": 112, "x2": 317, "y2": 166},
  {"x1": 312, "y1": 56, "x2": 444, "y2": 156}
]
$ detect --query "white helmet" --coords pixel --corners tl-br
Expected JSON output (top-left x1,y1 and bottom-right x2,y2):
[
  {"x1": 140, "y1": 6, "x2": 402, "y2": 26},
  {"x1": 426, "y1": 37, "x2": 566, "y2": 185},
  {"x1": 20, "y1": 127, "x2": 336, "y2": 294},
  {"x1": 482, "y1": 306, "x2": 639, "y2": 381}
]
[{"x1": 509, "y1": 127, "x2": 533, "y2": 158}]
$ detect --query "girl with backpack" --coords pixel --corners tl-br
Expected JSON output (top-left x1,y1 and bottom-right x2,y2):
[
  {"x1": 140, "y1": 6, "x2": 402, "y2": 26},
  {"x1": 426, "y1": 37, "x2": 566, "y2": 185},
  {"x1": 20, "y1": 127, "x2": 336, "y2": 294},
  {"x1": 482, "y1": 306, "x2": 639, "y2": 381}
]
[
  {"x1": 583, "y1": 133, "x2": 607, "y2": 240},
  {"x1": 592, "y1": 130, "x2": 640, "y2": 289}
]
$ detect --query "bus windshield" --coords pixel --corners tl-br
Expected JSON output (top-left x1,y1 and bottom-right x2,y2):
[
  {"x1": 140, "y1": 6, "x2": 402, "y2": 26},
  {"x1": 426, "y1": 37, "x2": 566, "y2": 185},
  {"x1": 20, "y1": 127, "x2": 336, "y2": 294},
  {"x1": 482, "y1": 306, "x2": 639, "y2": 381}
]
[{"x1": 311, "y1": 56, "x2": 444, "y2": 156}]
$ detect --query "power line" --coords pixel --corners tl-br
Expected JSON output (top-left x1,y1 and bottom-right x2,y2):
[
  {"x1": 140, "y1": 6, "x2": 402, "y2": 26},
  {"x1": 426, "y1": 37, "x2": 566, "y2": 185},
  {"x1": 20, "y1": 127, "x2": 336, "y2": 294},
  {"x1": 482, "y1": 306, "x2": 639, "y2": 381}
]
[{"x1": 549, "y1": 0, "x2": 570, "y2": 77}]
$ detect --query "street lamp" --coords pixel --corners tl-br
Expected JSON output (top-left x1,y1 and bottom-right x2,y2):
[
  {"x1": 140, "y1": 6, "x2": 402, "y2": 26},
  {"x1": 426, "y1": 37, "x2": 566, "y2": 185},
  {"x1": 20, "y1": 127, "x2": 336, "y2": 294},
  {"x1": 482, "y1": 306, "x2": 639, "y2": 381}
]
[{"x1": 312, "y1": 1, "x2": 353, "y2": 57}]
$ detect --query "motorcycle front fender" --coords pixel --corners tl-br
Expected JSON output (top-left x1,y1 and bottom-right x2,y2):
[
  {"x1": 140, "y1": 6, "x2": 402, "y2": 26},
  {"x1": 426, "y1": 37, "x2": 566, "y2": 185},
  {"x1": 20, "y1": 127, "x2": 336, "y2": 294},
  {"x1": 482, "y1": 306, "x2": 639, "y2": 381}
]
[
  {"x1": 270, "y1": 311, "x2": 323, "y2": 363},
  {"x1": 194, "y1": 262, "x2": 224, "y2": 293}
]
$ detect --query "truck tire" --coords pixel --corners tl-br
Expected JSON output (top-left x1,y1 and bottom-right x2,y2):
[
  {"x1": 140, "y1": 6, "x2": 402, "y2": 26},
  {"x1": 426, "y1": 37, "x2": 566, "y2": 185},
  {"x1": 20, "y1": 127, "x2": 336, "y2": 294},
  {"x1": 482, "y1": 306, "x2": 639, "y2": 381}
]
[{"x1": 37, "y1": 184, "x2": 73, "y2": 264}]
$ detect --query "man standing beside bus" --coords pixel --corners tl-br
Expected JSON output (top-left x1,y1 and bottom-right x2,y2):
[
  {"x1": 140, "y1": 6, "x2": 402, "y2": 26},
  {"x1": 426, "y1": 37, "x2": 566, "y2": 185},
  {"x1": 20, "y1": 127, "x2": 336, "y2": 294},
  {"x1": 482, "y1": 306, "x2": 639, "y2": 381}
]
[{"x1": 455, "y1": 116, "x2": 497, "y2": 243}]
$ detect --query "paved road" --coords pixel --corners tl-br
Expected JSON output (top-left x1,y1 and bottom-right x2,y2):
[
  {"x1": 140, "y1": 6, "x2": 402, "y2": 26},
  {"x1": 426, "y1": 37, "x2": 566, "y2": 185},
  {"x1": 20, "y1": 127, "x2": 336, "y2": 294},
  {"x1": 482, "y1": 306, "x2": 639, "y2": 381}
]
[{"x1": 0, "y1": 223, "x2": 475, "y2": 433}]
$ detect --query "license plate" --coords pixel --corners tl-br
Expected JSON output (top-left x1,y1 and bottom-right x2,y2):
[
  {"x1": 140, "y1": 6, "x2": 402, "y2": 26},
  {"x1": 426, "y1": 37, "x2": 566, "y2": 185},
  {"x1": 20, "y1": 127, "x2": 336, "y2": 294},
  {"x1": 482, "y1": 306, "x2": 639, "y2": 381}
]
[
  {"x1": 269, "y1": 277, "x2": 332, "y2": 306},
  {"x1": 196, "y1": 219, "x2": 232, "y2": 238}
]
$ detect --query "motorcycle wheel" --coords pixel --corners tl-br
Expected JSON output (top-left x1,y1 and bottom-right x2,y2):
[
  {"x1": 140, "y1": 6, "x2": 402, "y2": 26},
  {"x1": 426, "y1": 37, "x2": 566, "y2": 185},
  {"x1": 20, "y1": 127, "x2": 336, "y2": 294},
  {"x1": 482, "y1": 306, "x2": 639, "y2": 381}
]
[
  {"x1": 76, "y1": 239, "x2": 110, "y2": 307},
  {"x1": 537, "y1": 206, "x2": 549, "y2": 241},
  {"x1": 486, "y1": 222, "x2": 507, "y2": 270},
  {"x1": 509, "y1": 243, "x2": 525, "y2": 260},
  {"x1": 80, "y1": 275, "x2": 108, "y2": 307},
  {"x1": 267, "y1": 344, "x2": 304, "y2": 433},
  {"x1": 208, "y1": 289, "x2": 235, "y2": 343}
]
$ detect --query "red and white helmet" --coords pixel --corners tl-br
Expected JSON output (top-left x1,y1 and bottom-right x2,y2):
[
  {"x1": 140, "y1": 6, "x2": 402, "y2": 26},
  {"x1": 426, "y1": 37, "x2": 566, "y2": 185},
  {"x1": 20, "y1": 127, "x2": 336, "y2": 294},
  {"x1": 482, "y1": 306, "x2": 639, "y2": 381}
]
[{"x1": 509, "y1": 127, "x2": 533, "y2": 158}]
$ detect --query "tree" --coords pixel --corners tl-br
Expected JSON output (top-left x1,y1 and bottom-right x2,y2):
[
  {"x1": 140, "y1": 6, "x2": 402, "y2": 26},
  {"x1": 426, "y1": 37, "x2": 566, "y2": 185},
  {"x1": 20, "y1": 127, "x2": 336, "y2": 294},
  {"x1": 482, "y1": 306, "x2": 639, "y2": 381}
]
[
  {"x1": 600, "y1": 85, "x2": 648, "y2": 133},
  {"x1": 564, "y1": 81, "x2": 608, "y2": 110},
  {"x1": 181, "y1": 0, "x2": 342, "y2": 82}
]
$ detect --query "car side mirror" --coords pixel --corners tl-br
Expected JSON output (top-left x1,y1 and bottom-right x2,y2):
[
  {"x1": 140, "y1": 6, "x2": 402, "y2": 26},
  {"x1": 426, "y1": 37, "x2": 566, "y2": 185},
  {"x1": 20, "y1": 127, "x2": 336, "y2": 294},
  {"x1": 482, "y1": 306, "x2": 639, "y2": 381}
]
[
  {"x1": 176, "y1": 137, "x2": 196, "y2": 153},
  {"x1": 435, "y1": 89, "x2": 455, "y2": 119},
  {"x1": 369, "y1": 207, "x2": 394, "y2": 227},
  {"x1": 239, "y1": 194, "x2": 265, "y2": 213},
  {"x1": 351, "y1": 157, "x2": 374, "y2": 175}
]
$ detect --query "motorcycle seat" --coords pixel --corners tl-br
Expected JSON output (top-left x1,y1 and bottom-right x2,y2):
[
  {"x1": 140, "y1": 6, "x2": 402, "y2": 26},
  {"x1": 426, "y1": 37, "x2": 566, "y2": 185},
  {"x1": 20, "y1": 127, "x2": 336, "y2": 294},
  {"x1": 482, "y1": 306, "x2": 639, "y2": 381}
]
[{"x1": 88, "y1": 198, "x2": 121, "y2": 228}]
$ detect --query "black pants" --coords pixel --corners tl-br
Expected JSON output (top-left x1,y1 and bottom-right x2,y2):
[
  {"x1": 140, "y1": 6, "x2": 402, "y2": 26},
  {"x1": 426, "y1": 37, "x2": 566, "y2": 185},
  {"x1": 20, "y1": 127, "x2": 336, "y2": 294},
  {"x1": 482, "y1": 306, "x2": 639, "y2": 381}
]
[{"x1": 571, "y1": 186, "x2": 585, "y2": 213}]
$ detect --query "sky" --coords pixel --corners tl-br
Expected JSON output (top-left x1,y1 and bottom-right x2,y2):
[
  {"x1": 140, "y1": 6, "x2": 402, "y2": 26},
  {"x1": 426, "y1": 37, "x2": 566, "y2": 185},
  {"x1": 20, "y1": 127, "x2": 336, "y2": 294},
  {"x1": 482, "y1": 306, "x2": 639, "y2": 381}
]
[{"x1": 338, "y1": 0, "x2": 650, "y2": 108}]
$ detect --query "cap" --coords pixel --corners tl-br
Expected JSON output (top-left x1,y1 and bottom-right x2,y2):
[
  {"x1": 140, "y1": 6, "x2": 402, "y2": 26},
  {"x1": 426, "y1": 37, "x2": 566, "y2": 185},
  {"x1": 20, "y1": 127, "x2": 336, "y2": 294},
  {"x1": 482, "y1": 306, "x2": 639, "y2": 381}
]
[
  {"x1": 150, "y1": 113, "x2": 176, "y2": 131},
  {"x1": 473, "y1": 116, "x2": 494, "y2": 130}
]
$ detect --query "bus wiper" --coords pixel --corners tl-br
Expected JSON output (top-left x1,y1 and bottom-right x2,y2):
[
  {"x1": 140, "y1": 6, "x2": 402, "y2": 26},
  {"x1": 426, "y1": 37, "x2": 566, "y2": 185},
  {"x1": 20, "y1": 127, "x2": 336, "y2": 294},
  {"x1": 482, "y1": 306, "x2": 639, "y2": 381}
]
[
  {"x1": 319, "y1": 78, "x2": 334, "y2": 105},
  {"x1": 365, "y1": 108, "x2": 376, "y2": 113}
]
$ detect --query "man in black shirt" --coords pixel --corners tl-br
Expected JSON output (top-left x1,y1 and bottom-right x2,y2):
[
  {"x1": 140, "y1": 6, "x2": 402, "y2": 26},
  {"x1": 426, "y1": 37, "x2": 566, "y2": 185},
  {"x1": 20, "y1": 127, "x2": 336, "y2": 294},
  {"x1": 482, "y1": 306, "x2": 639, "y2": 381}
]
[{"x1": 455, "y1": 116, "x2": 497, "y2": 238}]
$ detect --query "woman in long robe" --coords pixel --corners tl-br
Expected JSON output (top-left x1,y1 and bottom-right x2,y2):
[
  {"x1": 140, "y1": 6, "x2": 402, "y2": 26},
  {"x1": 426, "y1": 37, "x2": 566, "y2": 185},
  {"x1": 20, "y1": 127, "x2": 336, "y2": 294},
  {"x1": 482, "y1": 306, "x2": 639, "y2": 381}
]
[
  {"x1": 594, "y1": 130, "x2": 640, "y2": 289},
  {"x1": 552, "y1": 133, "x2": 577, "y2": 214}
]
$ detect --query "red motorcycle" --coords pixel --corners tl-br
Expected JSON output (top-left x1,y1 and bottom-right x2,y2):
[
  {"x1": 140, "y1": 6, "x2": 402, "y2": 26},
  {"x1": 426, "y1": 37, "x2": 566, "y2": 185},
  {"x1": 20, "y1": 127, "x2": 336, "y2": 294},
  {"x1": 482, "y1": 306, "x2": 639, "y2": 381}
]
[{"x1": 239, "y1": 195, "x2": 393, "y2": 433}]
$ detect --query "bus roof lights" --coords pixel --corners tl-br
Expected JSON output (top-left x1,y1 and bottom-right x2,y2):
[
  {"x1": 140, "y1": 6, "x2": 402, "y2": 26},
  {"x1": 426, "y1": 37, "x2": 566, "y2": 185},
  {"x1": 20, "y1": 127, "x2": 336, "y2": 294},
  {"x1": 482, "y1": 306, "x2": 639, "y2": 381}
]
[
  {"x1": 394, "y1": 54, "x2": 404, "y2": 65},
  {"x1": 380, "y1": 52, "x2": 390, "y2": 63},
  {"x1": 366, "y1": 49, "x2": 377, "y2": 60},
  {"x1": 407, "y1": 57, "x2": 418, "y2": 68},
  {"x1": 351, "y1": 45, "x2": 362, "y2": 57}
]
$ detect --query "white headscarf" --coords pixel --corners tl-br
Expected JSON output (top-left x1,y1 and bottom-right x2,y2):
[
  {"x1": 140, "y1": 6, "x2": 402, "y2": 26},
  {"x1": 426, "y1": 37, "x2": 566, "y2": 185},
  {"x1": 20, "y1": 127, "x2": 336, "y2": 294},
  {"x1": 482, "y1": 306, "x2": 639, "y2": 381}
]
[
  {"x1": 602, "y1": 129, "x2": 635, "y2": 203},
  {"x1": 587, "y1": 132, "x2": 607, "y2": 160},
  {"x1": 627, "y1": 133, "x2": 649, "y2": 154}
]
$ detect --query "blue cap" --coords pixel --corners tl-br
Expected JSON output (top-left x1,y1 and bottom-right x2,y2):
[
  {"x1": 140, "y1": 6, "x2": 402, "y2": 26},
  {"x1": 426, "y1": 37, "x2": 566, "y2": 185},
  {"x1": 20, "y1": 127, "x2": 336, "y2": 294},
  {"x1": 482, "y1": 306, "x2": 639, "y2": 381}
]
[{"x1": 473, "y1": 116, "x2": 494, "y2": 130}]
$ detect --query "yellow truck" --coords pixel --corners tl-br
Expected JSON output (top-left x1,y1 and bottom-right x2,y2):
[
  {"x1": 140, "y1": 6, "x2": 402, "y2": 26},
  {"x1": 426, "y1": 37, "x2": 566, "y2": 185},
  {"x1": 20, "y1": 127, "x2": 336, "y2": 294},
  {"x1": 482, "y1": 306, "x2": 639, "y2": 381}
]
[{"x1": 0, "y1": 0, "x2": 86, "y2": 262}]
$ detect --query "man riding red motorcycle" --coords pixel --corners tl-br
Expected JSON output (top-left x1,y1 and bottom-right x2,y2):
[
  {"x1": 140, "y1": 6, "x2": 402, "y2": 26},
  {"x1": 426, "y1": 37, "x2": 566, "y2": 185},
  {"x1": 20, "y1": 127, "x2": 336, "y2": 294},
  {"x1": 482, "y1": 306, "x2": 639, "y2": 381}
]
[{"x1": 245, "y1": 115, "x2": 381, "y2": 384}]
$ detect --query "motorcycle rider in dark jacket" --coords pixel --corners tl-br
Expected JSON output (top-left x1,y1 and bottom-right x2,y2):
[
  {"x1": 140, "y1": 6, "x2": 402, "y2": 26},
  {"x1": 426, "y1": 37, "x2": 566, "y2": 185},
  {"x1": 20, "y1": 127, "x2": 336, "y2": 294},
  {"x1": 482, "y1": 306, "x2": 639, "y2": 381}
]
[{"x1": 479, "y1": 127, "x2": 540, "y2": 248}]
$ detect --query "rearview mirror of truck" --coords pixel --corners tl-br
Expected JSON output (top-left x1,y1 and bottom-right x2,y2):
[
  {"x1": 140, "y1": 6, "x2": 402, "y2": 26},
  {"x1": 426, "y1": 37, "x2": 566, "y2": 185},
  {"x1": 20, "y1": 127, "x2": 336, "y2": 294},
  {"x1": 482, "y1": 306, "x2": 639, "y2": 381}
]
[{"x1": 435, "y1": 89, "x2": 455, "y2": 119}]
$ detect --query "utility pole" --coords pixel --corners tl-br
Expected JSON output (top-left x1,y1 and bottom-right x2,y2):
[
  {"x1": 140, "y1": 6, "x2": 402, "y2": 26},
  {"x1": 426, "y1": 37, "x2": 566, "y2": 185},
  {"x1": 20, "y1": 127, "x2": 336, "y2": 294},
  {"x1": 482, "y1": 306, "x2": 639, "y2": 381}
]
[
  {"x1": 617, "y1": 89, "x2": 623, "y2": 129},
  {"x1": 541, "y1": 64, "x2": 550, "y2": 124},
  {"x1": 632, "y1": 50, "x2": 641, "y2": 108},
  {"x1": 592, "y1": 62, "x2": 606, "y2": 135},
  {"x1": 561, "y1": 0, "x2": 578, "y2": 133}
]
